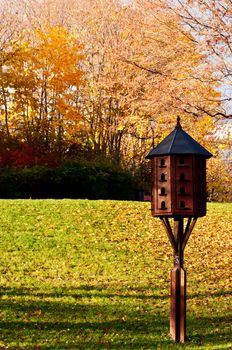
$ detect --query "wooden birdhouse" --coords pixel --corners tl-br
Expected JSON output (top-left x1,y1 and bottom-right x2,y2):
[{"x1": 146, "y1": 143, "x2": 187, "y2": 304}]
[
  {"x1": 146, "y1": 117, "x2": 213, "y2": 217},
  {"x1": 146, "y1": 117, "x2": 213, "y2": 343}
]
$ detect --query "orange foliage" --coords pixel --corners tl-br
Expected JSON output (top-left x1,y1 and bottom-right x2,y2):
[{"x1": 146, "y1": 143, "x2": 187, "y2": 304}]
[{"x1": 0, "y1": 25, "x2": 84, "y2": 154}]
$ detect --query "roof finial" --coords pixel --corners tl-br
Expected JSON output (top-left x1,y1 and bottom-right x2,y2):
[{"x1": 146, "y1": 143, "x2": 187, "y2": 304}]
[{"x1": 176, "y1": 116, "x2": 182, "y2": 129}]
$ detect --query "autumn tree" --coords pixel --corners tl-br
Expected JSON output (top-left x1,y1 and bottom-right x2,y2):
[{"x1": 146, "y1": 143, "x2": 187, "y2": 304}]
[
  {"x1": 0, "y1": 25, "x2": 84, "y2": 160},
  {"x1": 207, "y1": 157, "x2": 232, "y2": 201},
  {"x1": 68, "y1": 0, "x2": 219, "y2": 166},
  {"x1": 1, "y1": 0, "x2": 221, "y2": 170},
  {"x1": 0, "y1": 0, "x2": 25, "y2": 138},
  {"x1": 171, "y1": 0, "x2": 232, "y2": 119}
]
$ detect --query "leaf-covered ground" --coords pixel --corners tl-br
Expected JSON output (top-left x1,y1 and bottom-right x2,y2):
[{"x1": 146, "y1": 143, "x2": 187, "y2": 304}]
[{"x1": 0, "y1": 200, "x2": 231, "y2": 349}]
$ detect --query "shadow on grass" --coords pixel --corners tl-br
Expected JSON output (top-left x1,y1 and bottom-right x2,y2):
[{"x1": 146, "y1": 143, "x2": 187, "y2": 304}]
[
  {"x1": 1, "y1": 285, "x2": 231, "y2": 299},
  {"x1": 0, "y1": 284, "x2": 170, "y2": 300},
  {"x1": 0, "y1": 285, "x2": 231, "y2": 349}
]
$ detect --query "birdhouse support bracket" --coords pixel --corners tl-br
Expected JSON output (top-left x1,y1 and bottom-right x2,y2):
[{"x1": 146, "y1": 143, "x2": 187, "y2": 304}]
[
  {"x1": 159, "y1": 216, "x2": 197, "y2": 255},
  {"x1": 159, "y1": 216, "x2": 198, "y2": 343},
  {"x1": 182, "y1": 217, "x2": 197, "y2": 251},
  {"x1": 160, "y1": 217, "x2": 177, "y2": 252}
]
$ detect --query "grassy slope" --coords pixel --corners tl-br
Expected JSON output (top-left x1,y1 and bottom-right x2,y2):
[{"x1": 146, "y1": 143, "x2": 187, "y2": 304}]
[{"x1": 0, "y1": 200, "x2": 231, "y2": 349}]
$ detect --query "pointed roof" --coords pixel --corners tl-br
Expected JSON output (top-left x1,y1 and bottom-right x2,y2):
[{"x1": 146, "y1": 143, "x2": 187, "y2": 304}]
[{"x1": 146, "y1": 117, "x2": 213, "y2": 159}]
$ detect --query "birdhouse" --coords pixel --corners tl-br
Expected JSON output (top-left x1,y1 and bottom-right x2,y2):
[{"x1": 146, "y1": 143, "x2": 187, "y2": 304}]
[{"x1": 146, "y1": 117, "x2": 213, "y2": 217}]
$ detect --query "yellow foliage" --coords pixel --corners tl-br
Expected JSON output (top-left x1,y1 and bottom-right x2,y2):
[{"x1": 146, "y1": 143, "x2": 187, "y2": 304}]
[
  {"x1": 0, "y1": 24, "x2": 85, "y2": 146},
  {"x1": 207, "y1": 158, "x2": 232, "y2": 202}
]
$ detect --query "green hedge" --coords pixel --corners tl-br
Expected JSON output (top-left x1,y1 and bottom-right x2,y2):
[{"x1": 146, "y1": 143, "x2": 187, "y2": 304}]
[{"x1": 0, "y1": 163, "x2": 137, "y2": 200}]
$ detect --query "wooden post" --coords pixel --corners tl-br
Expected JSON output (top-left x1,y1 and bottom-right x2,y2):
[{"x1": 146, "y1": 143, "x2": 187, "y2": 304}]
[
  {"x1": 160, "y1": 216, "x2": 197, "y2": 343},
  {"x1": 180, "y1": 267, "x2": 186, "y2": 343},
  {"x1": 170, "y1": 266, "x2": 180, "y2": 341},
  {"x1": 170, "y1": 217, "x2": 186, "y2": 343}
]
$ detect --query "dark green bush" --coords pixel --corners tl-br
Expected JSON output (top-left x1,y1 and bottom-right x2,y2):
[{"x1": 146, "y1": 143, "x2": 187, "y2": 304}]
[{"x1": 0, "y1": 162, "x2": 136, "y2": 200}]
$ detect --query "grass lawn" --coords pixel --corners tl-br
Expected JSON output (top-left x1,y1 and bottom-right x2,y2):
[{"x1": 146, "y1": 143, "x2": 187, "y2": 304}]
[{"x1": 0, "y1": 200, "x2": 231, "y2": 349}]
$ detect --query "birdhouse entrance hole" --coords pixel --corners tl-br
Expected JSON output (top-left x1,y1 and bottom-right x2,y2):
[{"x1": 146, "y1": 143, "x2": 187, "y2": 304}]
[{"x1": 160, "y1": 201, "x2": 166, "y2": 210}]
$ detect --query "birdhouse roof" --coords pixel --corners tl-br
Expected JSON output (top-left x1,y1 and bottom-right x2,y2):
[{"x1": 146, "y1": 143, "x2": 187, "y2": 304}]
[{"x1": 146, "y1": 117, "x2": 213, "y2": 159}]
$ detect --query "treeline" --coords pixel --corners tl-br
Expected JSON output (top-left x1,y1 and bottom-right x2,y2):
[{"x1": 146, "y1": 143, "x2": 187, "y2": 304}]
[
  {"x1": 0, "y1": 0, "x2": 221, "y2": 166},
  {"x1": 0, "y1": 0, "x2": 231, "y2": 200}
]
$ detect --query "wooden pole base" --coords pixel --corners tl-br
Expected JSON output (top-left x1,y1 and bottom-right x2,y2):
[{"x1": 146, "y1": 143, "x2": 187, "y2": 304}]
[
  {"x1": 160, "y1": 216, "x2": 197, "y2": 343},
  {"x1": 170, "y1": 266, "x2": 186, "y2": 343}
]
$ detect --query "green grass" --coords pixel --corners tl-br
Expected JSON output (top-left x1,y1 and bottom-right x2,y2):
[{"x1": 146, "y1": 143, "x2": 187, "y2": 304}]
[{"x1": 0, "y1": 200, "x2": 231, "y2": 349}]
